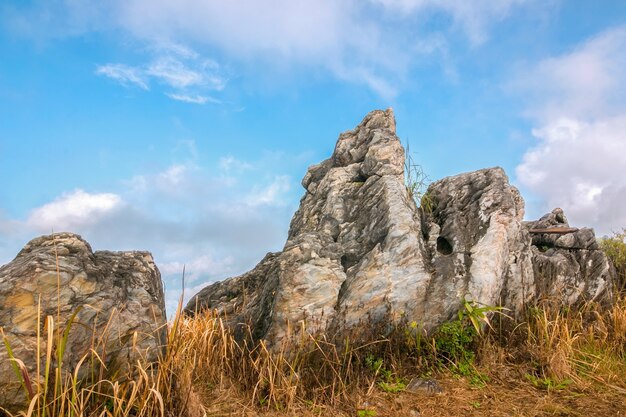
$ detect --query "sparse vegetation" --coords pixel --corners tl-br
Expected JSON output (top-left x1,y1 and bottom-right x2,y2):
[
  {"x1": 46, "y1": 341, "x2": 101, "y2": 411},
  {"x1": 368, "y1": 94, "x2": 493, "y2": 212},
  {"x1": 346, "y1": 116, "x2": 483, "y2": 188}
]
[
  {"x1": 600, "y1": 229, "x2": 626, "y2": 292},
  {"x1": 403, "y1": 142, "x2": 431, "y2": 207},
  {"x1": 1, "y1": 276, "x2": 625, "y2": 416}
]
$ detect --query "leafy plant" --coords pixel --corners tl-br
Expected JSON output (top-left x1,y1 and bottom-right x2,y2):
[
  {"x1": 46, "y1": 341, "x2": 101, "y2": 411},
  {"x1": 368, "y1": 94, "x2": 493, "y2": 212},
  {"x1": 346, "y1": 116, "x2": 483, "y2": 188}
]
[
  {"x1": 364, "y1": 354, "x2": 407, "y2": 394},
  {"x1": 525, "y1": 374, "x2": 573, "y2": 391},
  {"x1": 378, "y1": 380, "x2": 406, "y2": 393},
  {"x1": 430, "y1": 299, "x2": 504, "y2": 386},
  {"x1": 458, "y1": 298, "x2": 509, "y2": 336},
  {"x1": 357, "y1": 409, "x2": 377, "y2": 417},
  {"x1": 600, "y1": 229, "x2": 626, "y2": 292},
  {"x1": 364, "y1": 354, "x2": 391, "y2": 381}
]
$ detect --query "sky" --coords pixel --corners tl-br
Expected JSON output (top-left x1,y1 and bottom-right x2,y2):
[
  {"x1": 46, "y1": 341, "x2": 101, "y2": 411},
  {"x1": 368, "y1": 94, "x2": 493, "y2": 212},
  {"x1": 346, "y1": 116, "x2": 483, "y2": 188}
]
[{"x1": 1, "y1": 0, "x2": 626, "y2": 315}]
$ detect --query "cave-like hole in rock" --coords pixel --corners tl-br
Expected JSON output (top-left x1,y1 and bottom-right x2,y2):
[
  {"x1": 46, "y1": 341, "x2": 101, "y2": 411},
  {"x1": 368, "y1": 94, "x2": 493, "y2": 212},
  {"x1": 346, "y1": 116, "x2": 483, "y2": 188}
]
[
  {"x1": 341, "y1": 254, "x2": 359, "y2": 273},
  {"x1": 436, "y1": 236, "x2": 453, "y2": 255},
  {"x1": 352, "y1": 173, "x2": 368, "y2": 183}
]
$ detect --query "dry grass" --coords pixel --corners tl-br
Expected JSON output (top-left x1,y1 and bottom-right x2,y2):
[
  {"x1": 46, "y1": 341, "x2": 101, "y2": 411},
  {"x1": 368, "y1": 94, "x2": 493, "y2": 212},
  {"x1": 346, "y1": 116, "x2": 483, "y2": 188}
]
[{"x1": 2, "y1": 290, "x2": 625, "y2": 416}]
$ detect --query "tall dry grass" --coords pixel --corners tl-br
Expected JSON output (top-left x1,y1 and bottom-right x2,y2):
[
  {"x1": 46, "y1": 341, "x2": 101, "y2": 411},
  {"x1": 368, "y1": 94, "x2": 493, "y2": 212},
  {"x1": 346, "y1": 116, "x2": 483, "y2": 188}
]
[
  {"x1": 2, "y1": 238, "x2": 626, "y2": 417},
  {"x1": 2, "y1": 293, "x2": 626, "y2": 416}
]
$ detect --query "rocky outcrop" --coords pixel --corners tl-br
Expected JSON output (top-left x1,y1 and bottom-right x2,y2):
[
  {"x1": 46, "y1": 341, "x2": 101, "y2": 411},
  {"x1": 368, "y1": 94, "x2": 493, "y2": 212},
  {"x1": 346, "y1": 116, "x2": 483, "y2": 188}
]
[
  {"x1": 0, "y1": 233, "x2": 166, "y2": 412},
  {"x1": 185, "y1": 109, "x2": 615, "y2": 345},
  {"x1": 187, "y1": 109, "x2": 420, "y2": 342},
  {"x1": 421, "y1": 167, "x2": 535, "y2": 324},
  {"x1": 526, "y1": 209, "x2": 613, "y2": 305}
]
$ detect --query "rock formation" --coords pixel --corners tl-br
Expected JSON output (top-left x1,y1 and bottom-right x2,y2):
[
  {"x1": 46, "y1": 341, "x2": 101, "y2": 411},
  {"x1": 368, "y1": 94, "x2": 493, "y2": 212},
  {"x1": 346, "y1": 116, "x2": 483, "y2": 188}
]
[
  {"x1": 0, "y1": 233, "x2": 166, "y2": 412},
  {"x1": 185, "y1": 109, "x2": 615, "y2": 345},
  {"x1": 420, "y1": 167, "x2": 535, "y2": 325},
  {"x1": 525, "y1": 209, "x2": 613, "y2": 305}
]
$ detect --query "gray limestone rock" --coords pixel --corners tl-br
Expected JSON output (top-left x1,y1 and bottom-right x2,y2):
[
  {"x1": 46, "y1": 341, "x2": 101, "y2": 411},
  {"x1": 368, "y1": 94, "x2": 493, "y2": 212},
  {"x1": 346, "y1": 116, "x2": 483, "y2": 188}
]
[
  {"x1": 0, "y1": 233, "x2": 166, "y2": 412},
  {"x1": 526, "y1": 208, "x2": 613, "y2": 305},
  {"x1": 405, "y1": 377, "x2": 443, "y2": 395},
  {"x1": 421, "y1": 167, "x2": 535, "y2": 322},
  {"x1": 185, "y1": 109, "x2": 614, "y2": 346}
]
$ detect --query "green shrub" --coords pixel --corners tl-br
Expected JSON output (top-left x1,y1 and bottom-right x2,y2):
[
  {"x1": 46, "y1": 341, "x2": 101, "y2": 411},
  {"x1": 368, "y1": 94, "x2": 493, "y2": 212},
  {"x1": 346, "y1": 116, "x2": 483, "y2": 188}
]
[
  {"x1": 599, "y1": 229, "x2": 626, "y2": 292},
  {"x1": 434, "y1": 320, "x2": 476, "y2": 366}
]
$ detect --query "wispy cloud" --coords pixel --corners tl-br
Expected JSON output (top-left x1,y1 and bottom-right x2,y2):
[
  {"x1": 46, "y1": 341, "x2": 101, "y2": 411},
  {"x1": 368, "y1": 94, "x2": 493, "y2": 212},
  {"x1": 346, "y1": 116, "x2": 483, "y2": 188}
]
[
  {"x1": 96, "y1": 63, "x2": 149, "y2": 90},
  {"x1": 371, "y1": 0, "x2": 536, "y2": 46},
  {"x1": 11, "y1": 0, "x2": 541, "y2": 97},
  {"x1": 511, "y1": 26, "x2": 626, "y2": 122},
  {"x1": 246, "y1": 175, "x2": 291, "y2": 207},
  {"x1": 166, "y1": 93, "x2": 220, "y2": 105},
  {"x1": 219, "y1": 156, "x2": 253, "y2": 173},
  {"x1": 148, "y1": 57, "x2": 209, "y2": 89},
  {"x1": 96, "y1": 45, "x2": 226, "y2": 104}
]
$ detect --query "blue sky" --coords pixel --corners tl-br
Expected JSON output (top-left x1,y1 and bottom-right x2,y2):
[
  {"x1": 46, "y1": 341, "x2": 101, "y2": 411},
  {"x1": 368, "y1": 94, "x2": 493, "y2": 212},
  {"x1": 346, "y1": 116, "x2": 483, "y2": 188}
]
[{"x1": 2, "y1": 0, "x2": 626, "y2": 314}]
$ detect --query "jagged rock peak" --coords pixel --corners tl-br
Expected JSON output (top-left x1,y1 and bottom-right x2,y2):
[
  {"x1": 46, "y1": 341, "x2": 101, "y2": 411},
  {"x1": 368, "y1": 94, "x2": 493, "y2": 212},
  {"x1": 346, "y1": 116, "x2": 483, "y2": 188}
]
[
  {"x1": 185, "y1": 109, "x2": 615, "y2": 346},
  {"x1": 0, "y1": 232, "x2": 167, "y2": 412}
]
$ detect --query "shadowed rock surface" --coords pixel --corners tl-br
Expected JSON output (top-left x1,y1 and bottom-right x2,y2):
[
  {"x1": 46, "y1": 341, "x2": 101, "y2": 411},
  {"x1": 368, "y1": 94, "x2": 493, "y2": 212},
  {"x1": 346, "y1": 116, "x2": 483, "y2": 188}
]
[
  {"x1": 185, "y1": 109, "x2": 615, "y2": 345},
  {"x1": 0, "y1": 233, "x2": 166, "y2": 412},
  {"x1": 525, "y1": 209, "x2": 613, "y2": 305}
]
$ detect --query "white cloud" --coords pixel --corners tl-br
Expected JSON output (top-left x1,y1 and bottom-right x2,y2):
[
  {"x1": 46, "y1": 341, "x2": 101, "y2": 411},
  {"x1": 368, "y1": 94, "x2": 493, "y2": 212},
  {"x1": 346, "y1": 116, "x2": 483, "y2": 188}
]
[
  {"x1": 159, "y1": 254, "x2": 235, "y2": 282},
  {"x1": 109, "y1": 0, "x2": 408, "y2": 96},
  {"x1": 97, "y1": 45, "x2": 226, "y2": 103},
  {"x1": 125, "y1": 163, "x2": 194, "y2": 194},
  {"x1": 0, "y1": 151, "x2": 299, "y2": 316},
  {"x1": 158, "y1": 164, "x2": 187, "y2": 186},
  {"x1": 517, "y1": 117, "x2": 626, "y2": 233},
  {"x1": 515, "y1": 26, "x2": 626, "y2": 234},
  {"x1": 166, "y1": 93, "x2": 220, "y2": 104},
  {"x1": 150, "y1": 41, "x2": 200, "y2": 60},
  {"x1": 371, "y1": 0, "x2": 533, "y2": 45},
  {"x1": 219, "y1": 156, "x2": 252, "y2": 173},
  {"x1": 246, "y1": 175, "x2": 291, "y2": 207},
  {"x1": 26, "y1": 190, "x2": 123, "y2": 231},
  {"x1": 147, "y1": 56, "x2": 221, "y2": 89},
  {"x1": 512, "y1": 26, "x2": 626, "y2": 122},
  {"x1": 96, "y1": 63, "x2": 149, "y2": 90},
  {"x1": 13, "y1": 0, "x2": 538, "y2": 97}
]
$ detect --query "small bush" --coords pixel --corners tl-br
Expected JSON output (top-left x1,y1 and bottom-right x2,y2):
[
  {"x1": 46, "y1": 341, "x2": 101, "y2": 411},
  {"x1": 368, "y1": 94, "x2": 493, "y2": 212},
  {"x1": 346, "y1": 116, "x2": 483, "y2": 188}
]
[{"x1": 600, "y1": 229, "x2": 626, "y2": 292}]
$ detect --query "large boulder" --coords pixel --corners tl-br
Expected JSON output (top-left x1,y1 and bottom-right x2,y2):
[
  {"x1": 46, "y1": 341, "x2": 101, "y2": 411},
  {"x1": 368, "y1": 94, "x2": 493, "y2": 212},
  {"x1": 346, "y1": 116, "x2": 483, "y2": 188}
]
[
  {"x1": 421, "y1": 167, "x2": 535, "y2": 324},
  {"x1": 187, "y1": 109, "x2": 420, "y2": 342},
  {"x1": 185, "y1": 109, "x2": 614, "y2": 345},
  {"x1": 0, "y1": 233, "x2": 166, "y2": 412}
]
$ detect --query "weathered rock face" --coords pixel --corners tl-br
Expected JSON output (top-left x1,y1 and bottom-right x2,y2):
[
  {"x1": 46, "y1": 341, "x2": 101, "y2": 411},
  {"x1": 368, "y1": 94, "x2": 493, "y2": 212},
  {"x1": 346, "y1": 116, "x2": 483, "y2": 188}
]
[
  {"x1": 187, "y1": 109, "x2": 420, "y2": 342},
  {"x1": 421, "y1": 167, "x2": 535, "y2": 324},
  {"x1": 0, "y1": 233, "x2": 166, "y2": 412},
  {"x1": 185, "y1": 109, "x2": 614, "y2": 345},
  {"x1": 525, "y1": 209, "x2": 613, "y2": 305}
]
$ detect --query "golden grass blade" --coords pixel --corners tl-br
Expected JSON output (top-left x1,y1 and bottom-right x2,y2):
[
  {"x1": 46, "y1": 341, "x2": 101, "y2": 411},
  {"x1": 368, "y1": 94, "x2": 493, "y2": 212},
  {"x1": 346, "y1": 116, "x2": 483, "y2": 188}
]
[
  {"x1": 42, "y1": 315, "x2": 54, "y2": 417},
  {"x1": 1, "y1": 328, "x2": 32, "y2": 402},
  {"x1": 22, "y1": 393, "x2": 41, "y2": 417}
]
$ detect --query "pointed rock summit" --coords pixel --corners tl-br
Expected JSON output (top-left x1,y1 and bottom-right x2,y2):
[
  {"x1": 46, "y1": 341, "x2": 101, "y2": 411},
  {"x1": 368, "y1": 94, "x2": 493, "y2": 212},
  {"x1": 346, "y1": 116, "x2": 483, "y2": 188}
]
[{"x1": 185, "y1": 109, "x2": 614, "y2": 344}]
